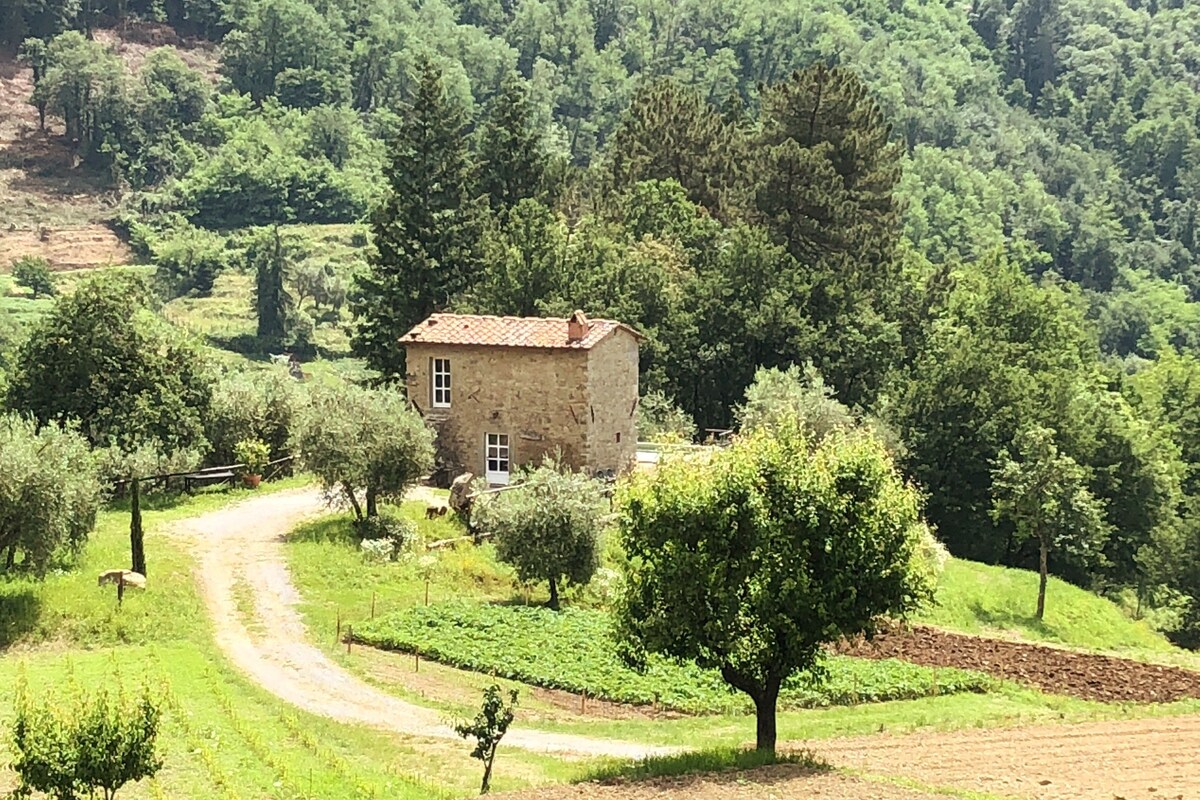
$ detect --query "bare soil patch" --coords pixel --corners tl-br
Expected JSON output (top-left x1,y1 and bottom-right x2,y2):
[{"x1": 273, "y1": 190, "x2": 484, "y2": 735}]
[
  {"x1": 494, "y1": 767, "x2": 938, "y2": 800},
  {"x1": 0, "y1": 226, "x2": 130, "y2": 270},
  {"x1": 838, "y1": 624, "x2": 1200, "y2": 703},
  {"x1": 807, "y1": 714, "x2": 1200, "y2": 800}
]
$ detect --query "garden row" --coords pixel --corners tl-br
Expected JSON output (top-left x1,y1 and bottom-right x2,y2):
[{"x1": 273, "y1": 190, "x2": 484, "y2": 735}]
[{"x1": 353, "y1": 601, "x2": 994, "y2": 715}]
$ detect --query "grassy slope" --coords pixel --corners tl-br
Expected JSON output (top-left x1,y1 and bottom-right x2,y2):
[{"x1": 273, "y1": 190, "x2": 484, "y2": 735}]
[
  {"x1": 0, "y1": 482, "x2": 581, "y2": 798},
  {"x1": 917, "y1": 558, "x2": 1173, "y2": 654},
  {"x1": 283, "y1": 510, "x2": 1200, "y2": 756}
]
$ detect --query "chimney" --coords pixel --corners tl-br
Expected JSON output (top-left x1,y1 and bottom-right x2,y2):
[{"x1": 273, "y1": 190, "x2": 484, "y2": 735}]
[{"x1": 567, "y1": 310, "x2": 589, "y2": 342}]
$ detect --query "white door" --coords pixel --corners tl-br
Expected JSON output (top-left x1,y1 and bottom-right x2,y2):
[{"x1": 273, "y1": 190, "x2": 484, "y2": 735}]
[{"x1": 485, "y1": 433, "x2": 510, "y2": 485}]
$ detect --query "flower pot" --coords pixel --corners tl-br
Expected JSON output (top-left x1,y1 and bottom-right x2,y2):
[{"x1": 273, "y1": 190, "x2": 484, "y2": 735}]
[{"x1": 242, "y1": 473, "x2": 262, "y2": 489}]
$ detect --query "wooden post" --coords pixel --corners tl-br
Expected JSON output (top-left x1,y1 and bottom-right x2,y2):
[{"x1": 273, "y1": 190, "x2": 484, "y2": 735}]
[
  {"x1": 336, "y1": 611, "x2": 341, "y2": 642},
  {"x1": 424, "y1": 579, "x2": 429, "y2": 607},
  {"x1": 414, "y1": 650, "x2": 419, "y2": 672},
  {"x1": 580, "y1": 691, "x2": 586, "y2": 714},
  {"x1": 371, "y1": 592, "x2": 376, "y2": 619},
  {"x1": 346, "y1": 625, "x2": 352, "y2": 653},
  {"x1": 117, "y1": 573, "x2": 125, "y2": 606}
]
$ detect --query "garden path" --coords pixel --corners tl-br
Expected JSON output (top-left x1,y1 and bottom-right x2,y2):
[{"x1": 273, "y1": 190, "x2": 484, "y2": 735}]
[{"x1": 175, "y1": 486, "x2": 674, "y2": 759}]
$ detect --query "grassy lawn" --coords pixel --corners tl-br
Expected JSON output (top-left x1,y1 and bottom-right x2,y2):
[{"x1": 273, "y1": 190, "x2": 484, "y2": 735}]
[
  {"x1": 917, "y1": 558, "x2": 1173, "y2": 654},
  {"x1": 0, "y1": 481, "x2": 594, "y2": 799}
]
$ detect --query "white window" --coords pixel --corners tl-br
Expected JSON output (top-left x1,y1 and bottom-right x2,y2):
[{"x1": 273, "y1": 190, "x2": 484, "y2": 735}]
[
  {"x1": 485, "y1": 433, "x2": 510, "y2": 485},
  {"x1": 431, "y1": 358, "x2": 451, "y2": 408}
]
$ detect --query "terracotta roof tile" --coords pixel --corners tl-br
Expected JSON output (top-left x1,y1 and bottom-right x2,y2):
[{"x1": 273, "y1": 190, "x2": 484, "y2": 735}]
[{"x1": 401, "y1": 313, "x2": 639, "y2": 350}]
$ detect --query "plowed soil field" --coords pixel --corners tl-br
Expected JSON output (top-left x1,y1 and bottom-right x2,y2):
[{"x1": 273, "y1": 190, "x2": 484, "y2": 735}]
[
  {"x1": 838, "y1": 624, "x2": 1200, "y2": 703},
  {"x1": 810, "y1": 713, "x2": 1200, "y2": 799}
]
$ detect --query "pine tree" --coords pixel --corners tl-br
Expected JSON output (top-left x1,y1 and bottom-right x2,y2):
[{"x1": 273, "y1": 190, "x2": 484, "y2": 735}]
[
  {"x1": 754, "y1": 65, "x2": 906, "y2": 406},
  {"x1": 477, "y1": 73, "x2": 546, "y2": 213},
  {"x1": 606, "y1": 78, "x2": 747, "y2": 220},
  {"x1": 353, "y1": 57, "x2": 484, "y2": 381}
]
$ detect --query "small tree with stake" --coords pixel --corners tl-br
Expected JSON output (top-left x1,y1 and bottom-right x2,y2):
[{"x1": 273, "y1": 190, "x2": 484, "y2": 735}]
[
  {"x1": 455, "y1": 685, "x2": 517, "y2": 795},
  {"x1": 617, "y1": 421, "x2": 932, "y2": 754}
]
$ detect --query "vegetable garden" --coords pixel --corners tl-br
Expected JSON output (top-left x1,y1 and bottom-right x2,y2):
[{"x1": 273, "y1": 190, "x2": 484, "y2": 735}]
[{"x1": 354, "y1": 602, "x2": 994, "y2": 714}]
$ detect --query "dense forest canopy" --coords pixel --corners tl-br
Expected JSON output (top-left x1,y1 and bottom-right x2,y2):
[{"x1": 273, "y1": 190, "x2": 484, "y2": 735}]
[{"x1": 5, "y1": 0, "x2": 1200, "y2": 643}]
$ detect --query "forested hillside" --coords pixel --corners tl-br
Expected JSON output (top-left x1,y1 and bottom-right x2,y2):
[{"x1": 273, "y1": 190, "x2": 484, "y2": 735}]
[{"x1": 4, "y1": 0, "x2": 1200, "y2": 645}]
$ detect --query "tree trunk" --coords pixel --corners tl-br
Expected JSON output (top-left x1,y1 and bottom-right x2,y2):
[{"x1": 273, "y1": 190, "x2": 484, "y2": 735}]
[
  {"x1": 4, "y1": 543, "x2": 15, "y2": 570},
  {"x1": 547, "y1": 577, "x2": 559, "y2": 611},
  {"x1": 1037, "y1": 537, "x2": 1049, "y2": 621},
  {"x1": 365, "y1": 486, "x2": 378, "y2": 518},
  {"x1": 130, "y1": 478, "x2": 146, "y2": 576},
  {"x1": 752, "y1": 680, "x2": 781, "y2": 754},
  {"x1": 480, "y1": 751, "x2": 495, "y2": 794},
  {"x1": 343, "y1": 482, "x2": 364, "y2": 521}
]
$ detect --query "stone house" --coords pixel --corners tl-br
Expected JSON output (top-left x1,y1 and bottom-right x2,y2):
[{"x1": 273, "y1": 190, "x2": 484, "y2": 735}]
[{"x1": 402, "y1": 311, "x2": 641, "y2": 485}]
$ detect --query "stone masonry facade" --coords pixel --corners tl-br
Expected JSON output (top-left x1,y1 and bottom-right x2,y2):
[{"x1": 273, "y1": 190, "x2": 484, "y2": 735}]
[{"x1": 403, "y1": 313, "x2": 640, "y2": 483}]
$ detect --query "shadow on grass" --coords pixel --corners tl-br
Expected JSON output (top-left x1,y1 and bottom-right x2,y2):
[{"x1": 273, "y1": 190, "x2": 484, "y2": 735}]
[
  {"x1": 106, "y1": 483, "x2": 245, "y2": 514},
  {"x1": 968, "y1": 601, "x2": 1056, "y2": 639},
  {"x1": 580, "y1": 747, "x2": 827, "y2": 785},
  {"x1": 287, "y1": 514, "x2": 358, "y2": 546},
  {"x1": 0, "y1": 586, "x2": 42, "y2": 650}
]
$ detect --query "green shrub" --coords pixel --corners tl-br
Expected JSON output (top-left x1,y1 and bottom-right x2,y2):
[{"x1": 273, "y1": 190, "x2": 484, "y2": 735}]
[
  {"x1": 11, "y1": 681, "x2": 163, "y2": 800},
  {"x1": 234, "y1": 437, "x2": 271, "y2": 475},
  {"x1": 637, "y1": 390, "x2": 696, "y2": 443},
  {"x1": 355, "y1": 602, "x2": 993, "y2": 713},
  {"x1": 11, "y1": 255, "x2": 56, "y2": 299}
]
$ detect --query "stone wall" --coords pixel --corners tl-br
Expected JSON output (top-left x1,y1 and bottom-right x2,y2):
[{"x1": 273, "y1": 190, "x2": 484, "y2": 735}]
[
  {"x1": 405, "y1": 343, "x2": 592, "y2": 479},
  {"x1": 585, "y1": 329, "x2": 640, "y2": 474}
]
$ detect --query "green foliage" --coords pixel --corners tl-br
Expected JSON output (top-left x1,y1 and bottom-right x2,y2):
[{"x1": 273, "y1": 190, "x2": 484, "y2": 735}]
[
  {"x1": 151, "y1": 226, "x2": 227, "y2": 299},
  {"x1": 735, "y1": 363, "x2": 855, "y2": 440},
  {"x1": 454, "y1": 684, "x2": 517, "y2": 794},
  {"x1": 294, "y1": 382, "x2": 435, "y2": 521},
  {"x1": 476, "y1": 73, "x2": 548, "y2": 212},
  {"x1": 991, "y1": 425, "x2": 1111, "y2": 620},
  {"x1": 636, "y1": 390, "x2": 696, "y2": 444},
  {"x1": 352, "y1": 58, "x2": 484, "y2": 381},
  {"x1": 355, "y1": 601, "x2": 993, "y2": 714},
  {"x1": 0, "y1": 415, "x2": 102, "y2": 576},
  {"x1": 11, "y1": 683, "x2": 162, "y2": 800},
  {"x1": 234, "y1": 437, "x2": 271, "y2": 475},
  {"x1": 616, "y1": 422, "x2": 932, "y2": 752},
  {"x1": 11, "y1": 256, "x2": 56, "y2": 299},
  {"x1": 6, "y1": 274, "x2": 213, "y2": 454},
  {"x1": 204, "y1": 369, "x2": 299, "y2": 468},
  {"x1": 473, "y1": 459, "x2": 606, "y2": 610}
]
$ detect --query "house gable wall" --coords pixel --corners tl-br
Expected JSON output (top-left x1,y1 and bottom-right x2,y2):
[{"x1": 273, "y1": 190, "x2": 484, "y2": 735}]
[{"x1": 585, "y1": 328, "x2": 640, "y2": 473}]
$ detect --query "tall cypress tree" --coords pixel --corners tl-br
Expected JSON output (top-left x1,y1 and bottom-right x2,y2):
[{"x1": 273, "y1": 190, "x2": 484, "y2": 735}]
[
  {"x1": 477, "y1": 72, "x2": 546, "y2": 213},
  {"x1": 249, "y1": 225, "x2": 293, "y2": 345},
  {"x1": 353, "y1": 57, "x2": 484, "y2": 381}
]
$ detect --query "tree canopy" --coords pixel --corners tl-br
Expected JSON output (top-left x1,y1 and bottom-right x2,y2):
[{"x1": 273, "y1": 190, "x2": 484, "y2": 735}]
[{"x1": 617, "y1": 422, "x2": 931, "y2": 753}]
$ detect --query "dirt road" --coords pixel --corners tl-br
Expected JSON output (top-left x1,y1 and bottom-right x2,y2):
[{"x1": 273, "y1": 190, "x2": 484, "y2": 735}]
[{"x1": 177, "y1": 487, "x2": 671, "y2": 759}]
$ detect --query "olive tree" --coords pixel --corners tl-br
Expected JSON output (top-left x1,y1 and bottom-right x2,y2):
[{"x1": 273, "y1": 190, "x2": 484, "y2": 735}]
[
  {"x1": 204, "y1": 370, "x2": 300, "y2": 466},
  {"x1": 617, "y1": 422, "x2": 932, "y2": 754},
  {"x1": 0, "y1": 414, "x2": 102, "y2": 575},
  {"x1": 474, "y1": 459, "x2": 605, "y2": 610},
  {"x1": 294, "y1": 383, "x2": 434, "y2": 522}
]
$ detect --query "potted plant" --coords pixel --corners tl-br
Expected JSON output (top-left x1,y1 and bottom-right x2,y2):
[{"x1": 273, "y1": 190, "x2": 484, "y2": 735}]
[{"x1": 234, "y1": 438, "x2": 270, "y2": 489}]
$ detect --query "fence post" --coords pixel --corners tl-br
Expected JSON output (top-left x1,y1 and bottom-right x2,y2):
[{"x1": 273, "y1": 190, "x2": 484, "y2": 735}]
[
  {"x1": 347, "y1": 625, "x2": 352, "y2": 653},
  {"x1": 336, "y1": 610, "x2": 341, "y2": 642}
]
